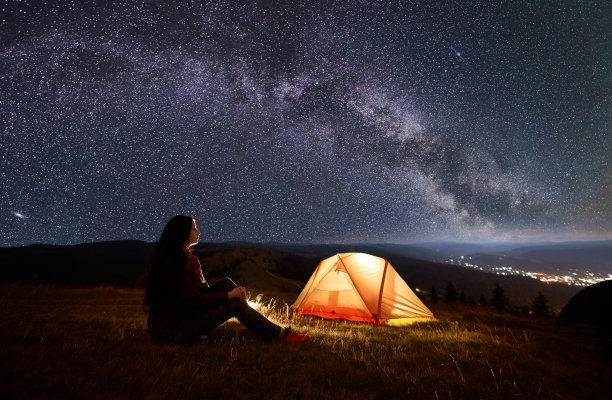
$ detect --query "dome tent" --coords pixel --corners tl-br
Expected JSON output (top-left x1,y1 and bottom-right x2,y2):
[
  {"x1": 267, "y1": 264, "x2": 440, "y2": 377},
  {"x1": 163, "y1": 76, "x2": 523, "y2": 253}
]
[{"x1": 292, "y1": 253, "x2": 434, "y2": 324}]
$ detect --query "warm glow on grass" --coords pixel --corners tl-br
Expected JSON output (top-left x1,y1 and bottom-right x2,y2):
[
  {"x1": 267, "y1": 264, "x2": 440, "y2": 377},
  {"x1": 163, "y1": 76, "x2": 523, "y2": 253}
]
[
  {"x1": 247, "y1": 293, "x2": 265, "y2": 311},
  {"x1": 384, "y1": 317, "x2": 437, "y2": 327},
  {"x1": 247, "y1": 300, "x2": 259, "y2": 309}
]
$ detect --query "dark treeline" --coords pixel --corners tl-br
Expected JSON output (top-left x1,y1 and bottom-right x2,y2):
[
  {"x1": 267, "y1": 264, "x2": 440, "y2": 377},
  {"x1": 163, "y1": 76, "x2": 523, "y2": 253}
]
[{"x1": 422, "y1": 280, "x2": 555, "y2": 317}]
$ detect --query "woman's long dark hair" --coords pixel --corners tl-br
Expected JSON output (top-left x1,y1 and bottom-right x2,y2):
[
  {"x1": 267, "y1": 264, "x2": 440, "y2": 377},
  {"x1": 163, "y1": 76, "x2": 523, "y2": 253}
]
[{"x1": 143, "y1": 215, "x2": 193, "y2": 314}]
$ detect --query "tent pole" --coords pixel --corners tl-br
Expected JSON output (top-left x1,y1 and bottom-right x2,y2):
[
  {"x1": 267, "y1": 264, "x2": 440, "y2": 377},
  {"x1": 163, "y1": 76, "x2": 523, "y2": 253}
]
[{"x1": 376, "y1": 261, "x2": 389, "y2": 326}]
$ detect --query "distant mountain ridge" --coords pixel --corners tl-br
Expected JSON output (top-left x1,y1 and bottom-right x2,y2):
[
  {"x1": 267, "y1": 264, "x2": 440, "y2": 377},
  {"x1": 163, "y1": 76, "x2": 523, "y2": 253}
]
[
  {"x1": 410, "y1": 240, "x2": 612, "y2": 275},
  {"x1": 503, "y1": 245, "x2": 612, "y2": 273},
  {"x1": 415, "y1": 239, "x2": 612, "y2": 255},
  {"x1": 0, "y1": 240, "x2": 584, "y2": 310}
]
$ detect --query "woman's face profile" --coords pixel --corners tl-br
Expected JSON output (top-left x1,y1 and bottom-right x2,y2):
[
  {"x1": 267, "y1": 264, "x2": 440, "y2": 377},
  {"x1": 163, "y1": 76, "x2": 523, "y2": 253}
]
[{"x1": 186, "y1": 219, "x2": 201, "y2": 247}]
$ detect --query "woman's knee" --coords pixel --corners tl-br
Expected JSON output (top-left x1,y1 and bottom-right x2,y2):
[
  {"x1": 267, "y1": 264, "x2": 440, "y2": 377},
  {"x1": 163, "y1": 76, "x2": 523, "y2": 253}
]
[
  {"x1": 226, "y1": 297, "x2": 251, "y2": 314},
  {"x1": 228, "y1": 297, "x2": 247, "y2": 307}
]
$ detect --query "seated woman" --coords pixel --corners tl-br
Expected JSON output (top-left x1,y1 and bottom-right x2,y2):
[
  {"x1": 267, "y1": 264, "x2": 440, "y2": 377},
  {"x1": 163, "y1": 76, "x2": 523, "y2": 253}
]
[{"x1": 143, "y1": 215, "x2": 308, "y2": 344}]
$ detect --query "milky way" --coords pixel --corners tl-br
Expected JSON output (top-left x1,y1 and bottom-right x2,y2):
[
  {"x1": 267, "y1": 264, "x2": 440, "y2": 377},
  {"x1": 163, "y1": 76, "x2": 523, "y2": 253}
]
[{"x1": 1, "y1": 0, "x2": 611, "y2": 246}]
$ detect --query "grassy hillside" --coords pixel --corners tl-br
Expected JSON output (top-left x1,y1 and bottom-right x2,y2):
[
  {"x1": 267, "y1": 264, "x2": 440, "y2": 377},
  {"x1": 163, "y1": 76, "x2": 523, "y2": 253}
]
[
  {"x1": 193, "y1": 246, "x2": 310, "y2": 300},
  {"x1": 1, "y1": 283, "x2": 609, "y2": 399},
  {"x1": 0, "y1": 241, "x2": 581, "y2": 311}
]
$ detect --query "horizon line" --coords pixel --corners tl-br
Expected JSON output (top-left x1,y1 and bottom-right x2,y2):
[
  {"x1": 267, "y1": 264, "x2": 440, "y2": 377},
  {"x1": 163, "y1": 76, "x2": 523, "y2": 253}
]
[{"x1": 4, "y1": 237, "x2": 612, "y2": 248}]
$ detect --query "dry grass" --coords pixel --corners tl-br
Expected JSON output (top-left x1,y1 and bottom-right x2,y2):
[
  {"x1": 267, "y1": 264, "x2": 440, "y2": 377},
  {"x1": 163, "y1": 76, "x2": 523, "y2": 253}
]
[{"x1": 0, "y1": 283, "x2": 610, "y2": 400}]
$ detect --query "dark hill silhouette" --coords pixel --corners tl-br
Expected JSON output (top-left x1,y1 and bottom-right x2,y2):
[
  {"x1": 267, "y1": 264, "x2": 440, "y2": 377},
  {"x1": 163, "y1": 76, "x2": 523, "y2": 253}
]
[
  {"x1": 556, "y1": 280, "x2": 612, "y2": 340},
  {"x1": 0, "y1": 241, "x2": 316, "y2": 289},
  {"x1": 0, "y1": 241, "x2": 580, "y2": 309},
  {"x1": 415, "y1": 240, "x2": 612, "y2": 275},
  {"x1": 414, "y1": 241, "x2": 547, "y2": 255},
  {"x1": 0, "y1": 241, "x2": 155, "y2": 287},
  {"x1": 504, "y1": 244, "x2": 612, "y2": 274}
]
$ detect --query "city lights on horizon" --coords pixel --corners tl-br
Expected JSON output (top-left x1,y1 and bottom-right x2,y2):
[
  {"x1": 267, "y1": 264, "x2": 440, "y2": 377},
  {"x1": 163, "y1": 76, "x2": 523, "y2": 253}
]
[{"x1": 449, "y1": 259, "x2": 611, "y2": 287}]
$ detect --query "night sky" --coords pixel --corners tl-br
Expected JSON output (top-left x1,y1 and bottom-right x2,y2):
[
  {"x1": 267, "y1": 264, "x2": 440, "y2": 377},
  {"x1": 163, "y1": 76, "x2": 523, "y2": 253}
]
[{"x1": 1, "y1": 0, "x2": 611, "y2": 246}]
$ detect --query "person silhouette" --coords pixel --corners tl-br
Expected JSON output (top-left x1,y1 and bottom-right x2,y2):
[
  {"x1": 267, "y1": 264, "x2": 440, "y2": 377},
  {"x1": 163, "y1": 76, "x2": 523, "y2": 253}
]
[{"x1": 143, "y1": 215, "x2": 307, "y2": 344}]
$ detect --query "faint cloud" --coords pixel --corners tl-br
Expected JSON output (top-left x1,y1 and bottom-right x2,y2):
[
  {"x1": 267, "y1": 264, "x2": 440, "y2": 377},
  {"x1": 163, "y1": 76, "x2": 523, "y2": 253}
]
[
  {"x1": 345, "y1": 85, "x2": 424, "y2": 142},
  {"x1": 12, "y1": 211, "x2": 27, "y2": 219}
]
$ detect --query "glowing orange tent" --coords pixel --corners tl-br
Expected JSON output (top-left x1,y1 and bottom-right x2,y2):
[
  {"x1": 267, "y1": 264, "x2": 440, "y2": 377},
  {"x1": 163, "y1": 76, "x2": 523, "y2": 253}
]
[{"x1": 292, "y1": 253, "x2": 434, "y2": 324}]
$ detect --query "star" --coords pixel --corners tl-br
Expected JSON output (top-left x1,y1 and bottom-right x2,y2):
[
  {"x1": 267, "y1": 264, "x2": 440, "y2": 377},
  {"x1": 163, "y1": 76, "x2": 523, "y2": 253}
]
[{"x1": 446, "y1": 43, "x2": 468, "y2": 65}]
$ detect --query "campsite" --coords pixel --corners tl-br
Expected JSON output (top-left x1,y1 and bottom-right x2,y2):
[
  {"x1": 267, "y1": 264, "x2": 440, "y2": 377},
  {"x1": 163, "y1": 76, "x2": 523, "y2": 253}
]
[
  {"x1": 1, "y1": 243, "x2": 610, "y2": 399},
  {"x1": 2, "y1": 1, "x2": 611, "y2": 398}
]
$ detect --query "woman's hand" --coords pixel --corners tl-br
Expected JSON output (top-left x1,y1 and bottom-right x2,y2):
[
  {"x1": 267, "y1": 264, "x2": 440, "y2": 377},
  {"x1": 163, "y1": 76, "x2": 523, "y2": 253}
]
[{"x1": 228, "y1": 286, "x2": 247, "y2": 300}]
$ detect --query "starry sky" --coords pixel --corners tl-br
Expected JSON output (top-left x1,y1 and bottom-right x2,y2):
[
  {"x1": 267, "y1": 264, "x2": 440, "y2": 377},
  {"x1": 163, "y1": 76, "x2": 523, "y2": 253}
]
[{"x1": 1, "y1": 0, "x2": 611, "y2": 246}]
